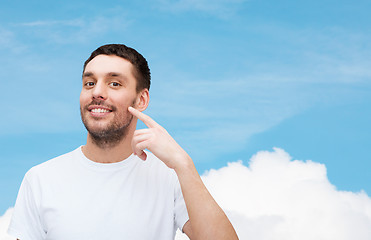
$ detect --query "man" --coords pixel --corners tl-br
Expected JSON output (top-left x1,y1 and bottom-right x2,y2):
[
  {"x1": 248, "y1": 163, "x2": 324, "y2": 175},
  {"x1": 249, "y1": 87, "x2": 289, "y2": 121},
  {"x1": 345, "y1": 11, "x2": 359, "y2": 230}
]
[{"x1": 8, "y1": 44, "x2": 238, "y2": 240}]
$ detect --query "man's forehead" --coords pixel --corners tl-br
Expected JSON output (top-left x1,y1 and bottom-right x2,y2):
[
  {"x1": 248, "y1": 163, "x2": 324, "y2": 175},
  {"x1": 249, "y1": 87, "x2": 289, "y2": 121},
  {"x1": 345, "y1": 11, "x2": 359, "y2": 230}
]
[
  {"x1": 83, "y1": 71, "x2": 127, "y2": 79},
  {"x1": 84, "y1": 54, "x2": 134, "y2": 74}
]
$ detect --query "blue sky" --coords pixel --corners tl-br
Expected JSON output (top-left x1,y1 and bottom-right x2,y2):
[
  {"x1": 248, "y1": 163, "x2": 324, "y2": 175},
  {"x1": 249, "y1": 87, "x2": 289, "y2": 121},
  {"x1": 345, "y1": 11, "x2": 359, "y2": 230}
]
[{"x1": 0, "y1": 0, "x2": 370, "y2": 215}]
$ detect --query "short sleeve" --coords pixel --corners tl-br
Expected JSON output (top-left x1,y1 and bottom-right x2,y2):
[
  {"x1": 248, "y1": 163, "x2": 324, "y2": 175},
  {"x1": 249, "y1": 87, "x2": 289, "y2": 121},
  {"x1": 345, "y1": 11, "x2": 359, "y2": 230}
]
[
  {"x1": 8, "y1": 172, "x2": 46, "y2": 240},
  {"x1": 174, "y1": 176, "x2": 189, "y2": 232}
]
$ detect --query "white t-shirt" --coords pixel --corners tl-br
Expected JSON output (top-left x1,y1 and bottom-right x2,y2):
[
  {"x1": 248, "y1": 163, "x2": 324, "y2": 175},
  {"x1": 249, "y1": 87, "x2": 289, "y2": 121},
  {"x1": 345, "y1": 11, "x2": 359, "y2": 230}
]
[{"x1": 8, "y1": 147, "x2": 189, "y2": 240}]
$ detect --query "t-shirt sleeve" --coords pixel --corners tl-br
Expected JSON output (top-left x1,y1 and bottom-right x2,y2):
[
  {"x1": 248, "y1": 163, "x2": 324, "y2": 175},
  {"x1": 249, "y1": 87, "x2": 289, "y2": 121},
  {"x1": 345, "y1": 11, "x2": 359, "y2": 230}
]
[
  {"x1": 8, "y1": 172, "x2": 46, "y2": 240},
  {"x1": 173, "y1": 176, "x2": 189, "y2": 232}
]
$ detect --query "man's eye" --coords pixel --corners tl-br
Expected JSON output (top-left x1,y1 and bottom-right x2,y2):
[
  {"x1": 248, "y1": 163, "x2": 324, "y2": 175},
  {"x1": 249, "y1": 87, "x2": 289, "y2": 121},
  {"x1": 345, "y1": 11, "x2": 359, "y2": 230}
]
[
  {"x1": 110, "y1": 82, "x2": 121, "y2": 87},
  {"x1": 85, "y1": 82, "x2": 95, "y2": 86}
]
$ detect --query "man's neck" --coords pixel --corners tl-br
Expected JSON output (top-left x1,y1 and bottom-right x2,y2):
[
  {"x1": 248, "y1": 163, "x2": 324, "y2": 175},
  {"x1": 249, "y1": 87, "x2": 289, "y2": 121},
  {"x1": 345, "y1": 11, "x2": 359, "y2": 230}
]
[{"x1": 82, "y1": 125, "x2": 136, "y2": 164}]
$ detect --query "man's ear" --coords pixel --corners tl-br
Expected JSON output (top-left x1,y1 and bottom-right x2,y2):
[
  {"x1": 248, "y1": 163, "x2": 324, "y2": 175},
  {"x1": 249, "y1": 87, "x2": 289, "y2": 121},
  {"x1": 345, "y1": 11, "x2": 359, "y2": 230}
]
[{"x1": 134, "y1": 88, "x2": 149, "y2": 112}]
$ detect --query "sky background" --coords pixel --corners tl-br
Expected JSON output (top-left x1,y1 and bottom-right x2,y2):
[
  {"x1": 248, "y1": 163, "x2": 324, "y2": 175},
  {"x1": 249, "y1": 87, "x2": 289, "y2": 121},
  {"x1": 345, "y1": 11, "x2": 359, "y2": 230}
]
[{"x1": 0, "y1": 0, "x2": 371, "y2": 238}]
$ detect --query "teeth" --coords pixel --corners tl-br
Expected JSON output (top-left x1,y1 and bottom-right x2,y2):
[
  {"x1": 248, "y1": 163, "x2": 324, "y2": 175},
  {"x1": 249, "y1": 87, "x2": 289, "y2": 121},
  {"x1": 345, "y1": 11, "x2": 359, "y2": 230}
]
[{"x1": 91, "y1": 108, "x2": 110, "y2": 113}]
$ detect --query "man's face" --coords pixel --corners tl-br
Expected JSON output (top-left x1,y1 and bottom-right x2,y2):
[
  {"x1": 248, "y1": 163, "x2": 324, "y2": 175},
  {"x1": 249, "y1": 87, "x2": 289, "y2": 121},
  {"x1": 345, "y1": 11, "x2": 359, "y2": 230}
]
[{"x1": 80, "y1": 55, "x2": 139, "y2": 146}]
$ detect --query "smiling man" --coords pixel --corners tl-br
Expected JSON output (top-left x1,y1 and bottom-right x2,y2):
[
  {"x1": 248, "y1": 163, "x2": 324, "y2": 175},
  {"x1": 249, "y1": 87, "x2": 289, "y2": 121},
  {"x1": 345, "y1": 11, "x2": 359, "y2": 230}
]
[{"x1": 8, "y1": 44, "x2": 238, "y2": 240}]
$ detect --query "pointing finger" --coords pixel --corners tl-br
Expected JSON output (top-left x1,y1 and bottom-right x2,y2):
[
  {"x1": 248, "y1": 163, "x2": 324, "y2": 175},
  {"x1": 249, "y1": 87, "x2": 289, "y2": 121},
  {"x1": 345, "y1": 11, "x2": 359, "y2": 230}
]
[{"x1": 128, "y1": 107, "x2": 158, "y2": 128}]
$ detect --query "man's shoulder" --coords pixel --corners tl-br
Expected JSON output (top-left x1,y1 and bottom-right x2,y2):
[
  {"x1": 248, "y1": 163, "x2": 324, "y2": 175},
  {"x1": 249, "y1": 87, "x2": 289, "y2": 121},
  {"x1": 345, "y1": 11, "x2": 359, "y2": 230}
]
[{"x1": 26, "y1": 146, "x2": 81, "y2": 179}]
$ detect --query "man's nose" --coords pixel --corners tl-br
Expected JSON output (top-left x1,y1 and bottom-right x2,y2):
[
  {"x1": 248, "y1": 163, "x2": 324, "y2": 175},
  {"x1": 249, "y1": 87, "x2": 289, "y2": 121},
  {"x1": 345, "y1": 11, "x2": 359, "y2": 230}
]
[{"x1": 92, "y1": 81, "x2": 107, "y2": 100}]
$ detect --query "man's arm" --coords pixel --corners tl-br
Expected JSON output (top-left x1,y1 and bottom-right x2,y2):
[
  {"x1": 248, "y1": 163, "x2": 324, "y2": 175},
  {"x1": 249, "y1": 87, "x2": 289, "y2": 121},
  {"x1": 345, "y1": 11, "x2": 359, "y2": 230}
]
[
  {"x1": 128, "y1": 107, "x2": 238, "y2": 240},
  {"x1": 174, "y1": 155, "x2": 237, "y2": 239}
]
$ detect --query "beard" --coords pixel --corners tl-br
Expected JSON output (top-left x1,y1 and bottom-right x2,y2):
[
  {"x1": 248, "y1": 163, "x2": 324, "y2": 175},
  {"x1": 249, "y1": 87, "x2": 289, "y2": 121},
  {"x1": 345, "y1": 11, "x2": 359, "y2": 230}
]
[{"x1": 80, "y1": 99, "x2": 134, "y2": 149}]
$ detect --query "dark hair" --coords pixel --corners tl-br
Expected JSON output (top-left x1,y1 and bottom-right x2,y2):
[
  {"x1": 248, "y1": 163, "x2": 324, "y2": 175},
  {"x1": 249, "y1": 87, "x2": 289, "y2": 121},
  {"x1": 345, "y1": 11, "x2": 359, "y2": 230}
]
[{"x1": 83, "y1": 44, "x2": 151, "y2": 92}]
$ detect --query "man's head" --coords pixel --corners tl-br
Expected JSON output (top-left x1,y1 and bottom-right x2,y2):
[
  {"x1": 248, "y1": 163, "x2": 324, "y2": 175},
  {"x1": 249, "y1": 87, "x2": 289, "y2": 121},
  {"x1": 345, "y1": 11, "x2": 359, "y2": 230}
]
[
  {"x1": 83, "y1": 44, "x2": 151, "y2": 92},
  {"x1": 80, "y1": 44, "x2": 150, "y2": 148}
]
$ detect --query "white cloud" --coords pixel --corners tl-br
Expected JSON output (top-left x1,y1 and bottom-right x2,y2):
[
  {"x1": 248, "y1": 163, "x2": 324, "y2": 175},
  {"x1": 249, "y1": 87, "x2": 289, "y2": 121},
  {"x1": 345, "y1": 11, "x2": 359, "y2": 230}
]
[
  {"x1": 201, "y1": 148, "x2": 371, "y2": 239},
  {"x1": 3, "y1": 148, "x2": 371, "y2": 240},
  {"x1": 0, "y1": 208, "x2": 14, "y2": 240}
]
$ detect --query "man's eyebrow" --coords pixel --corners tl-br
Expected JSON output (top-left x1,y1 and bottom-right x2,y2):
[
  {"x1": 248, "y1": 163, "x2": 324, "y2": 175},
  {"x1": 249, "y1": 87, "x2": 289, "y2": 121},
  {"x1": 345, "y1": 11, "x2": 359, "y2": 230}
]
[
  {"x1": 82, "y1": 72, "x2": 128, "y2": 80},
  {"x1": 107, "y1": 72, "x2": 126, "y2": 78},
  {"x1": 106, "y1": 72, "x2": 130, "y2": 83},
  {"x1": 82, "y1": 72, "x2": 94, "y2": 78}
]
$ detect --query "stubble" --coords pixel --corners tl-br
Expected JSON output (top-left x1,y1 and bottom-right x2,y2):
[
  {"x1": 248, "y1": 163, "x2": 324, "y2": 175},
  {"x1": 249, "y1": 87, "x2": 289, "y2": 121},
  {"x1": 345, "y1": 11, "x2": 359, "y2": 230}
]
[{"x1": 80, "y1": 99, "x2": 135, "y2": 149}]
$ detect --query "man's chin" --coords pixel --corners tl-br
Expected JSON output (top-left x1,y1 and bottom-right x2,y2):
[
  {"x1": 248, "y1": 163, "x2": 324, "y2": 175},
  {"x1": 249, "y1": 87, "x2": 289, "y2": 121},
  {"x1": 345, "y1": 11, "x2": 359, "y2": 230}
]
[
  {"x1": 84, "y1": 119, "x2": 111, "y2": 129},
  {"x1": 86, "y1": 126, "x2": 110, "y2": 136}
]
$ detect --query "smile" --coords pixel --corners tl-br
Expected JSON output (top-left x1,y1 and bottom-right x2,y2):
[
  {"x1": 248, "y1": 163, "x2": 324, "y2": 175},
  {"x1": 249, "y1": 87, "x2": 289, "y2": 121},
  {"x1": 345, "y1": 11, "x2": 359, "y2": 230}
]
[{"x1": 91, "y1": 108, "x2": 111, "y2": 113}]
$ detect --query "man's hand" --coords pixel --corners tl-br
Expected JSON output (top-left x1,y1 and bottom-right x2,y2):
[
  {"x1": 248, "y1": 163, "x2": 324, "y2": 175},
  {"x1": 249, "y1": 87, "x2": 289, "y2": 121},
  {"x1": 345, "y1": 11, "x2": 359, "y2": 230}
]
[
  {"x1": 129, "y1": 106, "x2": 239, "y2": 239},
  {"x1": 128, "y1": 107, "x2": 190, "y2": 170}
]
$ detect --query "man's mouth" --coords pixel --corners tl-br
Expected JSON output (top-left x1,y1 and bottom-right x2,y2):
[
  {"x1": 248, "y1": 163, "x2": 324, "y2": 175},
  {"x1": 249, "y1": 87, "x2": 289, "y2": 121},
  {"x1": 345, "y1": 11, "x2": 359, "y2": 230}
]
[
  {"x1": 87, "y1": 105, "x2": 113, "y2": 116},
  {"x1": 91, "y1": 108, "x2": 111, "y2": 113}
]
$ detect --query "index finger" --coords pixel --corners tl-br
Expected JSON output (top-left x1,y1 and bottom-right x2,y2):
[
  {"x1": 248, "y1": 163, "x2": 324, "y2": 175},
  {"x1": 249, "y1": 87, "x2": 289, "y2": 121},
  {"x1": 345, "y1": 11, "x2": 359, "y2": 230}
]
[{"x1": 128, "y1": 107, "x2": 158, "y2": 128}]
